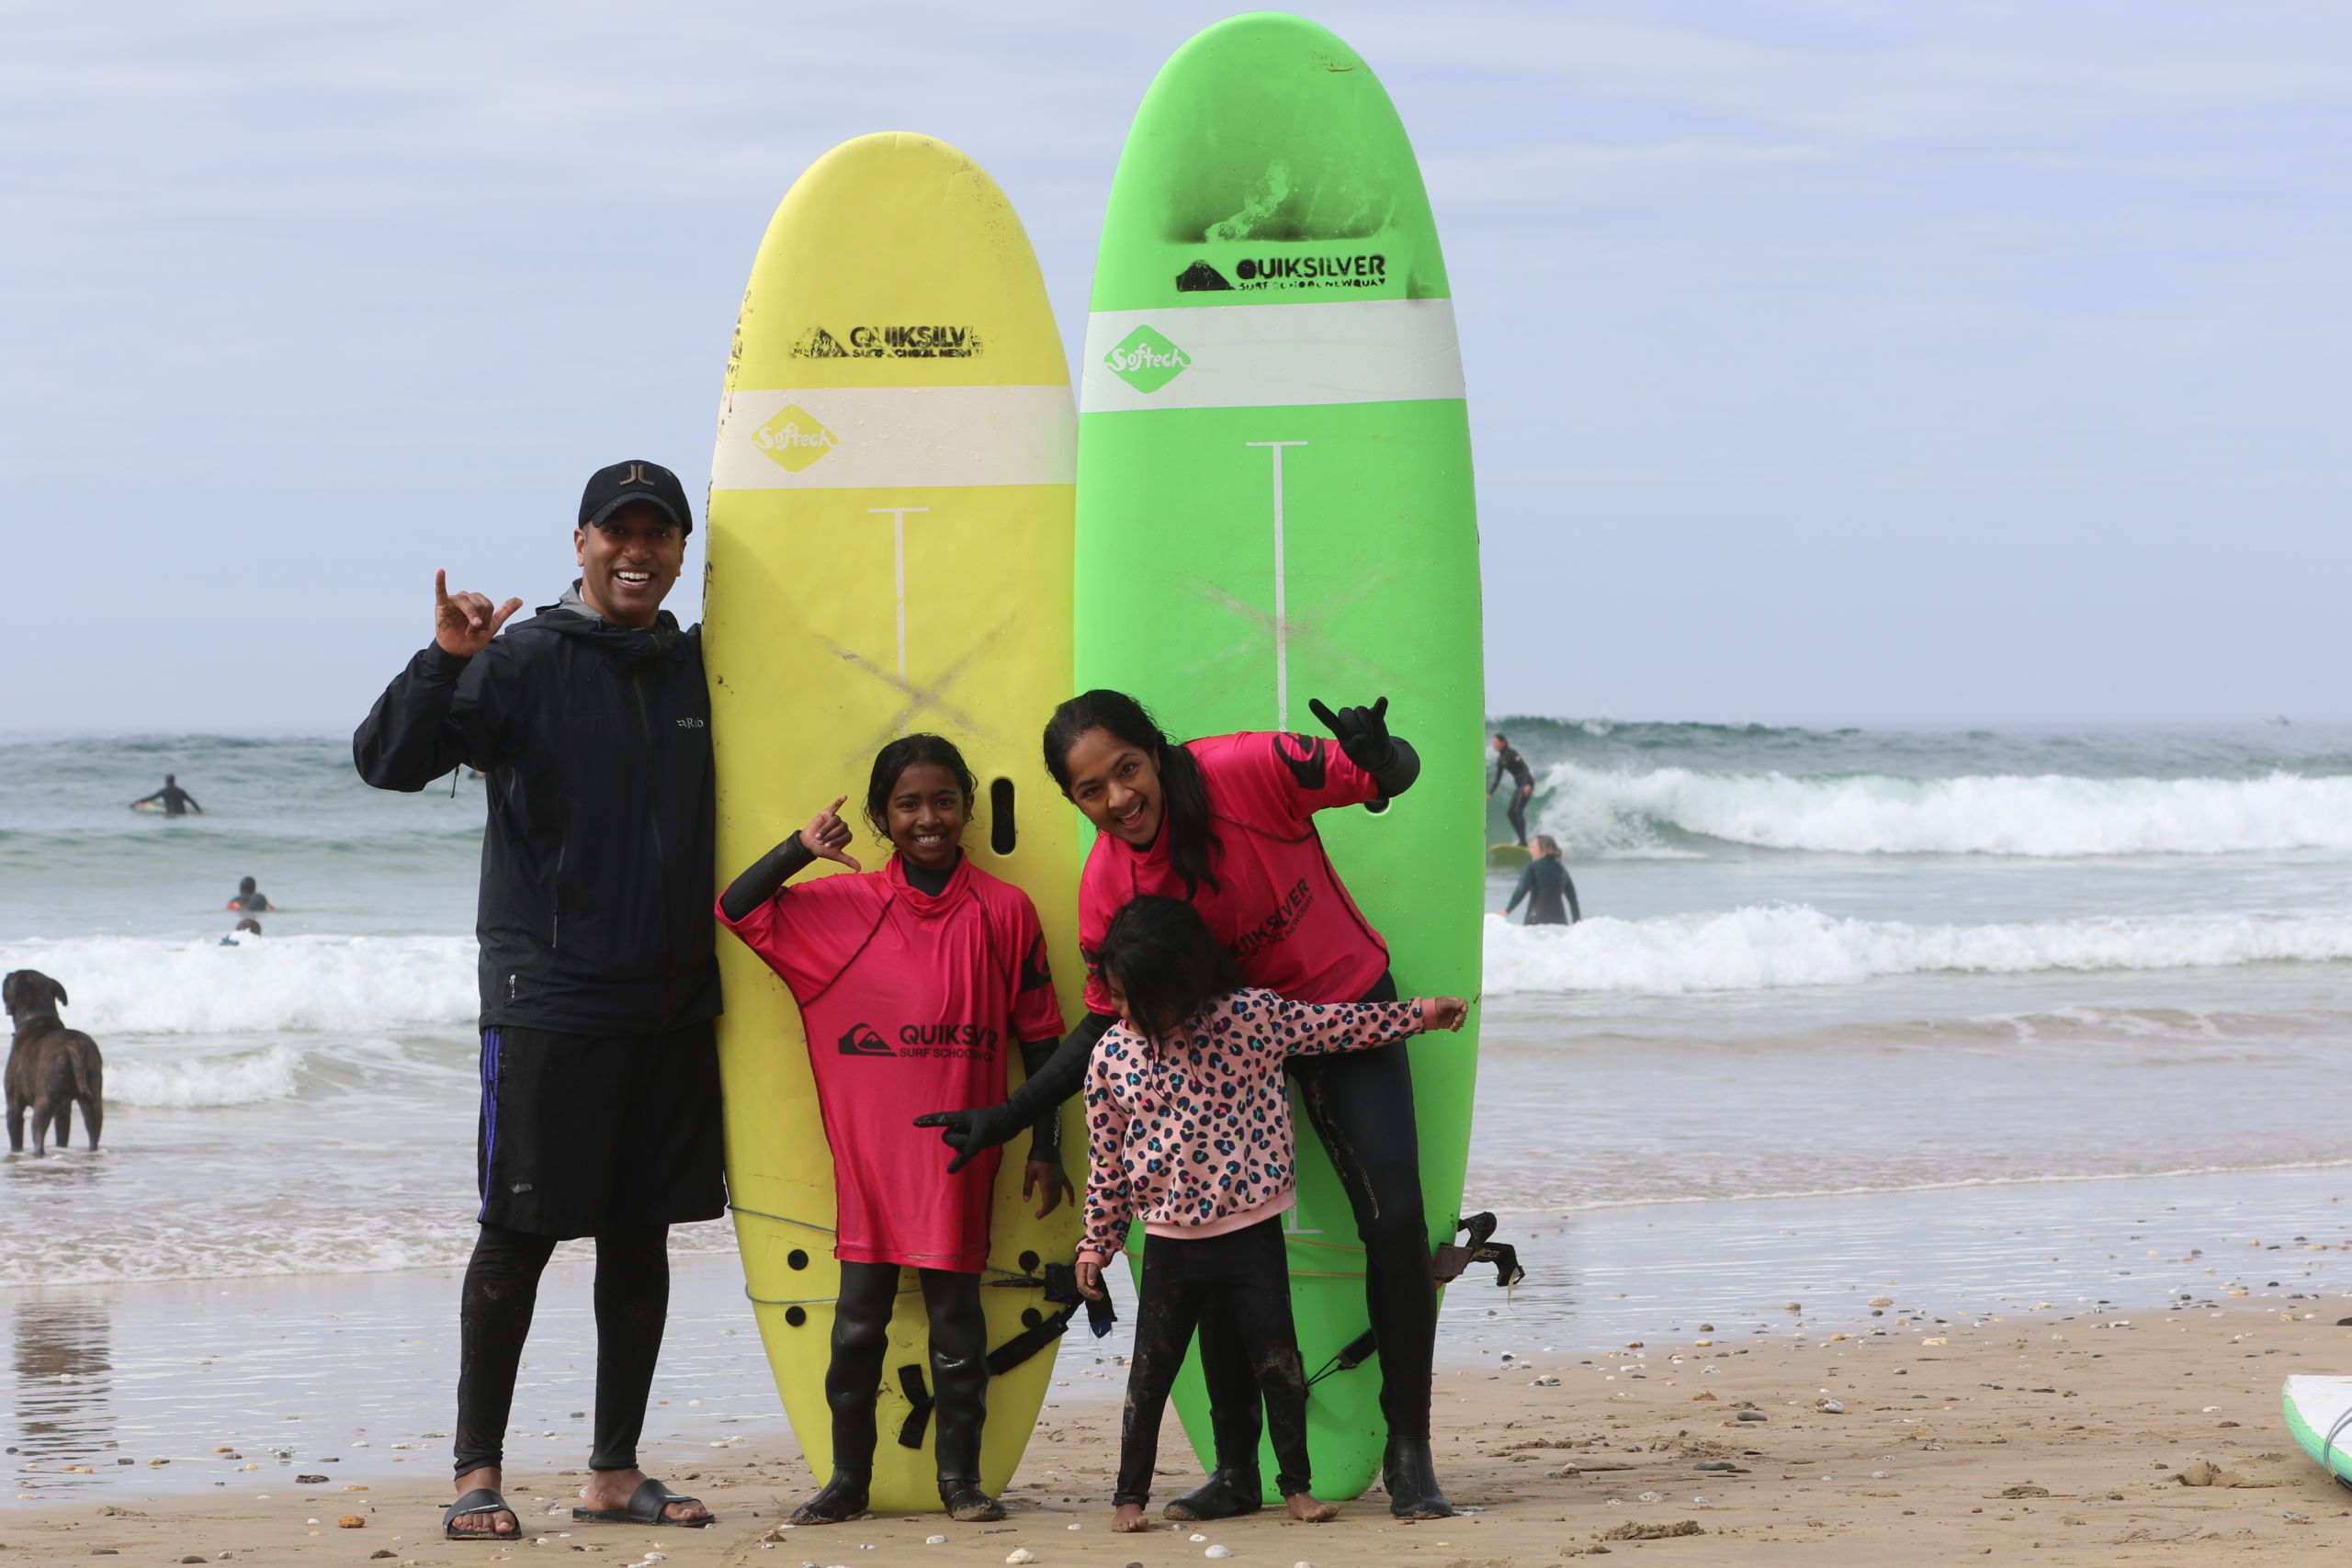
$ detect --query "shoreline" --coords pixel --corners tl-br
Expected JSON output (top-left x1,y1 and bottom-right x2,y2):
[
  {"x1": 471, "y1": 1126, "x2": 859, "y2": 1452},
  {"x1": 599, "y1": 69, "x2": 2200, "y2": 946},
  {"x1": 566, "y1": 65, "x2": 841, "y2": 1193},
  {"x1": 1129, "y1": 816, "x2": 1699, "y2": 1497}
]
[
  {"x1": 10, "y1": 1164, "x2": 2352, "y2": 1504},
  {"x1": 7, "y1": 1297, "x2": 2350, "y2": 1565}
]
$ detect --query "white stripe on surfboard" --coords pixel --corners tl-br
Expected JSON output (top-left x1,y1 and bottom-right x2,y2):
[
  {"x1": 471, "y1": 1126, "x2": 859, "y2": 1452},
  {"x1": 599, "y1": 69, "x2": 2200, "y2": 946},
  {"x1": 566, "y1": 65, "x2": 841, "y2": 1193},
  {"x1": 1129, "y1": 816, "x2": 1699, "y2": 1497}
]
[
  {"x1": 1080, "y1": 298, "x2": 1464, "y2": 414},
  {"x1": 712, "y1": 385, "x2": 1075, "y2": 491}
]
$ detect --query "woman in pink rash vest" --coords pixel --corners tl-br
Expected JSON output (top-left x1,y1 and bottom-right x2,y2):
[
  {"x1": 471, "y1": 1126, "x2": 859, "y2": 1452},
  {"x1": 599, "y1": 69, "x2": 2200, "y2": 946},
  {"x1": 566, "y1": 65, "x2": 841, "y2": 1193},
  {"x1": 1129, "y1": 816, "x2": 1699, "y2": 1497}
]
[
  {"x1": 718, "y1": 734, "x2": 1068, "y2": 1529},
  {"x1": 915, "y1": 688, "x2": 1451, "y2": 1520}
]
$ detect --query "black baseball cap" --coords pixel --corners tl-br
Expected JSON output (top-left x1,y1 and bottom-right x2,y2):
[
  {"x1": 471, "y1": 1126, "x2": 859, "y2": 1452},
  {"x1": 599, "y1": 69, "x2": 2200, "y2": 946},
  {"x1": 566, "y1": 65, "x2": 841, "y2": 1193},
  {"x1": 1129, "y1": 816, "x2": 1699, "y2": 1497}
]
[{"x1": 579, "y1": 459, "x2": 693, "y2": 536}]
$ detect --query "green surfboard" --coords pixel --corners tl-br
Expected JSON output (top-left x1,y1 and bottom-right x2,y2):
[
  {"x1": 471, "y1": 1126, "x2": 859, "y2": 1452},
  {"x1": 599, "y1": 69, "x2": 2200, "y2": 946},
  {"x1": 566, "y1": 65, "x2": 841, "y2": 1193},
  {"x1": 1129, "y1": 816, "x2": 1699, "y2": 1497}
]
[{"x1": 1077, "y1": 12, "x2": 1485, "y2": 1502}]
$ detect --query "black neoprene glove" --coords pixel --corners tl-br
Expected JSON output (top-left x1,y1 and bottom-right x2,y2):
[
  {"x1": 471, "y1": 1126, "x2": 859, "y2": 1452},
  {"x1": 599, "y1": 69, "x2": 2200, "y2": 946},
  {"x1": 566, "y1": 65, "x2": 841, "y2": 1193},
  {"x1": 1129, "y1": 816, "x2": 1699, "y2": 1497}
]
[{"x1": 1309, "y1": 694, "x2": 1421, "y2": 801}]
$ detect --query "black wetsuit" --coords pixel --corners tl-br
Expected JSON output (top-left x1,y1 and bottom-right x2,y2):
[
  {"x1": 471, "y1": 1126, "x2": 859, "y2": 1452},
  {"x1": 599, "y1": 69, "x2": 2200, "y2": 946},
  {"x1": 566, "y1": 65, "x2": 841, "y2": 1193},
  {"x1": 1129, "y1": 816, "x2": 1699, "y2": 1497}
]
[
  {"x1": 1506, "y1": 857, "x2": 1580, "y2": 926},
  {"x1": 134, "y1": 782, "x2": 201, "y2": 817},
  {"x1": 1488, "y1": 746, "x2": 1532, "y2": 846}
]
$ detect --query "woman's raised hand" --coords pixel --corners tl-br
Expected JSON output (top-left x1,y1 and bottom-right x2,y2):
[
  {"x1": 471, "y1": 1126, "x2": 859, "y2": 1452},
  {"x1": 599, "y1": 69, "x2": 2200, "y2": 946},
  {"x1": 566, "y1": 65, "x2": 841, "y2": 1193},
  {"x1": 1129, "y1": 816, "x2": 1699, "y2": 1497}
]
[{"x1": 804, "y1": 795, "x2": 863, "y2": 872}]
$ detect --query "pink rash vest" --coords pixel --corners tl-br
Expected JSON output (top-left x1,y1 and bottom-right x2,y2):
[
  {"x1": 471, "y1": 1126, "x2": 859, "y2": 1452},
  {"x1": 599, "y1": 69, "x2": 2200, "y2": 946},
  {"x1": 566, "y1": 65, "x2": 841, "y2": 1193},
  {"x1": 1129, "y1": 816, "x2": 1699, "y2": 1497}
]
[
  {"x1": 1077, "y1": 731, "x2": 1390, "y2": 1016},
  {"x1": 719, "y1": 853, "x2": 1065, "y2": 1273}
]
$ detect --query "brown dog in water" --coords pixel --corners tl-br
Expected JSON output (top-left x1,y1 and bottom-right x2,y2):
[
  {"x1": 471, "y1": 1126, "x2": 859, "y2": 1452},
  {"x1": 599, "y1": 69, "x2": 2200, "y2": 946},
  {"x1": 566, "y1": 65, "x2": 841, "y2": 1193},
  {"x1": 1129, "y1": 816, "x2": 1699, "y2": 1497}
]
[{"x1": 4, "y1": 969, "x2": 105, "y2": 1155}]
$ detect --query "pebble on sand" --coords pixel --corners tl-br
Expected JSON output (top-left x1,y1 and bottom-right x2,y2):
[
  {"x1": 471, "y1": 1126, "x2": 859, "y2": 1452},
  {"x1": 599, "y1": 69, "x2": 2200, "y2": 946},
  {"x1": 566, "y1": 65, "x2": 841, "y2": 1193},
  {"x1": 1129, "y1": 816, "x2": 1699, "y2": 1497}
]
[
  {"x1": 1005, "y1": 1550, "x2": 1038, "y2": 1564},
  {"x1": 337, "y1": 1515, "x2": 367, "y2": 1529}
]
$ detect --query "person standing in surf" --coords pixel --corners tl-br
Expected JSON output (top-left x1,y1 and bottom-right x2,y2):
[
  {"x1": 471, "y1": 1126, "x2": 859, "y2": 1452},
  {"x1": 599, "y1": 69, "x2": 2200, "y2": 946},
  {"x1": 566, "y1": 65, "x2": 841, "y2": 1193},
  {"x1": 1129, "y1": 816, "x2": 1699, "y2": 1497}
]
[
  {"x1": 915, "y1": 689, "x2": 1463, "y2": 1519},
  {"x1": 1487, "y1": 733, "x2": 1533, "y2": 847},
  {"x1": 130, "y1": 774, "x2": 202, "y2": 817},
  {"x1": 353, "y1": 459, "x2": 721, "y2": 1541},
  {"x1": 718, "y1": 735, "x2": 1070, "y2": 1526},
  {"x1": 1506, "y1": 834, "x2": 1580, "y2": 926}
]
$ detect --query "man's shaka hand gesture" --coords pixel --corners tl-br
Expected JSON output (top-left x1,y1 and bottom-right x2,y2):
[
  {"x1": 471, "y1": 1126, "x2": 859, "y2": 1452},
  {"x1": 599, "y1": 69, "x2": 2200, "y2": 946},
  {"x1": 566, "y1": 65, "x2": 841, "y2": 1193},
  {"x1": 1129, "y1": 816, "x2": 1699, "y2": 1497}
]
[{"x1": 435, "y1": 570, "x2": 525, "y2": 659}]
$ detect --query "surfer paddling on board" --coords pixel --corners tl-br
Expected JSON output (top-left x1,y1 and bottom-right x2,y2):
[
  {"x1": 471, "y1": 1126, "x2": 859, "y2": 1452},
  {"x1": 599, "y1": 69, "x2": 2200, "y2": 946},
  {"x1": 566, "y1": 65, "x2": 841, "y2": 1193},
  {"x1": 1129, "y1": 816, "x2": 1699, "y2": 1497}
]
[
  {"x1": 1487, "y1": 733, "x2": 1533, "y2": 847},
  {"x1": 718, "y1": 735, "x2": 1070, "y2": 1527},
  {"x1": 130, "y1": 774, "x2": 202, "y2": 817},
  {"x1": 354, "y1": 459, "x2": 722, "y2": 1542},
  {"x1": 917, "y1": 690, "x2": 1465, "y2": 1520}
]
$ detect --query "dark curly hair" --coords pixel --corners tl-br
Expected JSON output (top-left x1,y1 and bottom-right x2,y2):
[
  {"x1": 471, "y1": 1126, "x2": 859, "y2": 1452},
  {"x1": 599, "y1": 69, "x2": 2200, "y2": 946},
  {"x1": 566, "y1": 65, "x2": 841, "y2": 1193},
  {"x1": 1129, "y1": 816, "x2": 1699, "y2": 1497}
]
[
  {"x1": 1094, "y1": 895, "x2": 1242, "y2": 1046},
  {"x1": 865, "y1": 733, "x2": 977, "y2": 841}
]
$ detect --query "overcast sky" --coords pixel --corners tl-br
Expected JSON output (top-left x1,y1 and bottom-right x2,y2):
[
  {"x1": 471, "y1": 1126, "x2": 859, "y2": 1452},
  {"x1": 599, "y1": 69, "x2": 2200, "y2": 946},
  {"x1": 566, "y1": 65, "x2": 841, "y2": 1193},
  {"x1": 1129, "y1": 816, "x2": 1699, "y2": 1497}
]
[{"x1": 5, "y1": 0, "x2": 2346, "y2": 730}]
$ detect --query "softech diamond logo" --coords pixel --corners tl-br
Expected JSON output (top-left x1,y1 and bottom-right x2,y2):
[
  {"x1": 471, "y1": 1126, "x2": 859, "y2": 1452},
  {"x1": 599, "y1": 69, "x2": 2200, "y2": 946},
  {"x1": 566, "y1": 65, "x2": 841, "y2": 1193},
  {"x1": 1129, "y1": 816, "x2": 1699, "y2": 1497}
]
[
  {"x1": 1103, "y1": 325, "x2": 1191, "y2": 394},
  {"x1": 751, "y1": 404, "x2": 837, "y2": 471}
]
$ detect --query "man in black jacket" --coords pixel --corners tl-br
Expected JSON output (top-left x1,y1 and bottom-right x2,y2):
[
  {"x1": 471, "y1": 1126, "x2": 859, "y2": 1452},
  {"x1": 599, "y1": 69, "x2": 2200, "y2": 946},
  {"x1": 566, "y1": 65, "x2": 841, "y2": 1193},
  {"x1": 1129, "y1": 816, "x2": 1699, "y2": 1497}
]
[{"x1": 355, "y1": 460, "x2": 721, "y2": 1540}]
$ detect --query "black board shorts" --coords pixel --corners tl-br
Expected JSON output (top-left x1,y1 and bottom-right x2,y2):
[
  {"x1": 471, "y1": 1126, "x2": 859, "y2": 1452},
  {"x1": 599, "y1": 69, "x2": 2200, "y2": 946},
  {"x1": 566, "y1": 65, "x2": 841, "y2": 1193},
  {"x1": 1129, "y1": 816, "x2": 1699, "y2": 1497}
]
[{"x1": 476, "y1": 1021, "x2": 725, "y2": 1238}]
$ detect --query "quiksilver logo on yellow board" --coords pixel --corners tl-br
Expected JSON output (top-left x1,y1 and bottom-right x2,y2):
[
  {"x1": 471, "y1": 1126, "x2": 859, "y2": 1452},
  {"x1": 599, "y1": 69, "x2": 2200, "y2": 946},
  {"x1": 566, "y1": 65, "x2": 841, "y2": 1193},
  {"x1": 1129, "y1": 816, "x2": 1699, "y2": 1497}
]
[{"x1": 752, "y1": 405, "x2": 836, "y2": 472}]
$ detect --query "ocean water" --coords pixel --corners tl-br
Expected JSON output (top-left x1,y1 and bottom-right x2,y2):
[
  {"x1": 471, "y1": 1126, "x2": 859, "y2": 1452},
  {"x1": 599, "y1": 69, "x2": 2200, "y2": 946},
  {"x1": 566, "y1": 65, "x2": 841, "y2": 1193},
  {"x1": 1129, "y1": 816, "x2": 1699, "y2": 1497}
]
[{"x1": 1, "y1": 722, "x2": 2348, "y2": 1290}]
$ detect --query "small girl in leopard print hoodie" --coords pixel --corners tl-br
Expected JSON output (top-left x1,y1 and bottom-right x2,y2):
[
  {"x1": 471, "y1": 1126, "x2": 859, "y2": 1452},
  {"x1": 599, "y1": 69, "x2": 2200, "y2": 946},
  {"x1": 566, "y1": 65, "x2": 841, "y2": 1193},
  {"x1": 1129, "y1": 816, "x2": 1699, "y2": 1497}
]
[{"x1": 1073, "y1": 896, "x2": 1467, "y2": 1533}]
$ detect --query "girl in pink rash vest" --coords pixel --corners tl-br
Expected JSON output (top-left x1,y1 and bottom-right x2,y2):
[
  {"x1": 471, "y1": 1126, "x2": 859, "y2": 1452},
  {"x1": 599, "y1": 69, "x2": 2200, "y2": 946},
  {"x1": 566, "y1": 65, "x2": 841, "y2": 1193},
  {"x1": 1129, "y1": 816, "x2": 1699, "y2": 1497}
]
[
  {"x1": 717, "y1": 734, "x2": 1068, "y2": 1528},
  {"x1": 1071, "y1": 895, "x2": 1467, "y2": 1534}
]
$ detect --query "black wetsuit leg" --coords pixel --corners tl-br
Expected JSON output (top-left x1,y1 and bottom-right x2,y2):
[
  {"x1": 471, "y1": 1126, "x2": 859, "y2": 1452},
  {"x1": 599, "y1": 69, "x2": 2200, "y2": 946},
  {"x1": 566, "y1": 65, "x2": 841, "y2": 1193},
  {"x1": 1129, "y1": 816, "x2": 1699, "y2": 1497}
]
[
  {"x1": 1219, "y1": 1218, "x2": 1316, "y2": 1497},
  {"x1": 453, "y1": 1222, "x2": 560, "y2": 1475},
  {"x1": 588, "y1": 1224, "x2": 671, "y2": 1472},
  {"x1": 1506, "y1": 787, "x2": 1530, "y2": 847},
  {"x1": 1286, "y1": 970, "x2": 1435, "y2": 1441},
  {"x1": 1115, "y1": 1234, "x2": 1210, "y2": 1508},
  {"x1": 922, "y1": 1269, "x2": 989, "y2": 1487},
  {"x1": 825, "y1": 1262, "x2": 900, "y2": 1477},
  {"x1": 1188, "y1": 969, "x2": 1433, "y2": 1479}
]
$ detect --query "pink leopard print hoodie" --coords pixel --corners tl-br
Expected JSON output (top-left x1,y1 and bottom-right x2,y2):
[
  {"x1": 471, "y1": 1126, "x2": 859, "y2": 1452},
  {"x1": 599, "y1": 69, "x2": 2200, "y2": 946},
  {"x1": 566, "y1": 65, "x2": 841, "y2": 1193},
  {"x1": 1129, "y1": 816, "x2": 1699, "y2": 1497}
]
[{"x1": 1078, "y1": 986, "x2": 1432, "y2": 1263}]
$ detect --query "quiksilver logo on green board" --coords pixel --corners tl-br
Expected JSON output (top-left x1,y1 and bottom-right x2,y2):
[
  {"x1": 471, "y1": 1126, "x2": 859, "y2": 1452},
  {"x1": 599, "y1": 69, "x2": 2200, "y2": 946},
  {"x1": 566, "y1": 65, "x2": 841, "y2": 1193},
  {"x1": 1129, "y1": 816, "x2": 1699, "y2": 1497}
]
[
  {"x1": 1104, "y1": 325, "x2": 1191, "y2": 394},
  {"x1": 751, "y1": 404, "x2": 836, "y2": 472}
]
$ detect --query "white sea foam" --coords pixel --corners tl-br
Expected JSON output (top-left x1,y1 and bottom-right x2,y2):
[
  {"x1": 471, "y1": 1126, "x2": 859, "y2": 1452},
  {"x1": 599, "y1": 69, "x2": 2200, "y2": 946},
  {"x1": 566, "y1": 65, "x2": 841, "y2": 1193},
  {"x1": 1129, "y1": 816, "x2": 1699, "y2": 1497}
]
[
  {"x1": 1535, "y1": 763, "x2": 2352, "y2": 857},
  {"x1": 1483, "y1": 906, "x2": 2352, "y2": 995},
  {"x1": 105, "y1": 1043, "x2": 310, "y2": 1106},
  {"x1": 0, "y1": 933, "x2": 476, "y2": 1034}
]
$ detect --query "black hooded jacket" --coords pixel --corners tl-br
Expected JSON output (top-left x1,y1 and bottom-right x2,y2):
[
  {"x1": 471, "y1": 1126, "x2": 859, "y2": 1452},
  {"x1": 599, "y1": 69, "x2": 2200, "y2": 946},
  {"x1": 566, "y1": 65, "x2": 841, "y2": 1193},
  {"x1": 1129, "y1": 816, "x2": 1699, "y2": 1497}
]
[{"x1": 353, "y1": 593, "x2": 719, "y2": 1036}]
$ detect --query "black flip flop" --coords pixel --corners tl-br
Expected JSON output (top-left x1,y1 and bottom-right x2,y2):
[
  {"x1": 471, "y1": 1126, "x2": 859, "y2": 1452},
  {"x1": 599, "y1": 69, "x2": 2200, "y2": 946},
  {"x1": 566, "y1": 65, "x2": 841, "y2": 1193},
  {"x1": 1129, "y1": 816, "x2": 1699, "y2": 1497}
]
[
  {"x1": 443, "y1": 1487, "x2": 521, "y2": 1541},
  {"x1": 571, "y1": 1476, "x2": 716, "y2": 1528}
]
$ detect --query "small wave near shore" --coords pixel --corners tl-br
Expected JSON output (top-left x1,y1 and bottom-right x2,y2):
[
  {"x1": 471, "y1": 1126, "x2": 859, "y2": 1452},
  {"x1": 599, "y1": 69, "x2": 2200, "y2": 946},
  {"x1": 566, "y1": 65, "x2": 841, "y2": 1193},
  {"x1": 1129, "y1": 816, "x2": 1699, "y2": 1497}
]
[
  {"x1": 0, "y1": 933, "x2": 475, "y2": 1033},
  {"x1": 1484, "y1": 906, "x2": 2352, "y2": 995},
  {"x1": 1532, "y1": 761, "x2": 2352, "y2": 858}
]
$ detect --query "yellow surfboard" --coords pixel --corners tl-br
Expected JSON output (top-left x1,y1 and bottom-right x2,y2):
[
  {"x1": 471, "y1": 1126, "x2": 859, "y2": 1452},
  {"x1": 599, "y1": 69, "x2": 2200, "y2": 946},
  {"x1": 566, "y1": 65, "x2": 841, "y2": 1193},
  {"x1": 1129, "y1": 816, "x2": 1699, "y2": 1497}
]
[{"x1": 705, "y1": 132, "x2": 1080, "y2": 1513}]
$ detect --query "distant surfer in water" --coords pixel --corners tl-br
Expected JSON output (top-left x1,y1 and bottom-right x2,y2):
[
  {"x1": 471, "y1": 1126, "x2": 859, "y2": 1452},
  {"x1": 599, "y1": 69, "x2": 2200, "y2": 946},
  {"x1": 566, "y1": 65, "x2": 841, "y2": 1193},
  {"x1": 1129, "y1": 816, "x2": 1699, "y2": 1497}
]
[
  {"x1": 130, "y1": 774, "x2": 202, "y2": 817},
  {"x1": 916, "y1": 689, "x2": 1465, "y2": 1519},
  {"x1": 227, "y1": 876, "x2": 276, "y2": 913},
  {"x1": 719, "y1": 735, "x2": 1069, "y2": 1526},
  {"x1": 1505, "y1": 834, "x2": 1580, "y2": 926},
  {"x1": 1487, "y1": 734, "x2": 1532, "y2": 846}
]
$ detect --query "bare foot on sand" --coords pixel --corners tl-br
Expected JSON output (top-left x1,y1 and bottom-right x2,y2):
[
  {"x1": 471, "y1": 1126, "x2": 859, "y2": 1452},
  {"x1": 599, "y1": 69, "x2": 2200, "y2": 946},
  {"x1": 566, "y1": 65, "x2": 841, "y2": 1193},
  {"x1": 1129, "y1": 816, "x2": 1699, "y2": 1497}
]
[
  {"x1": 1287, "y1": 1493, "x2": 1340, "y2": 1522},
  {"x1": 1112, "y1": 1503, "x2": 1149, "y2": 1532}
]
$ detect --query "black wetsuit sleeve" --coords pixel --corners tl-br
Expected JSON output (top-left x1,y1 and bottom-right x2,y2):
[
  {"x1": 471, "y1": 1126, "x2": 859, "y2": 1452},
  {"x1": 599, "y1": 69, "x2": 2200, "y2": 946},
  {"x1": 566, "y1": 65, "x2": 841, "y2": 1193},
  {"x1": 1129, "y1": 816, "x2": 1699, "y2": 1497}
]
[
  {"x1": 1018, "y1": 1037, "x2": 1066, "y2": 1162},
  {"x1": 1506, "y1": 861, "x2": 1535, "y2": 915},
  {"x1": 1564, "y1": 866, "x2": 1583, "y2": 924},
  {"x1": 181, "y1": 791, "x2": 202, "y2": 814},
  {"x1": 718, "y1": 832, "x2": 817, "y2": 922},
  {"x1": 353, "y1": 644, "x2": 497, "y2": 791},
  {"x1": 1487, "y1": 755, "x2": 1502, "y2": 795},
  {"x1": 1005, "y1": 1011, "x2": 1113, "y2": 1126}
]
